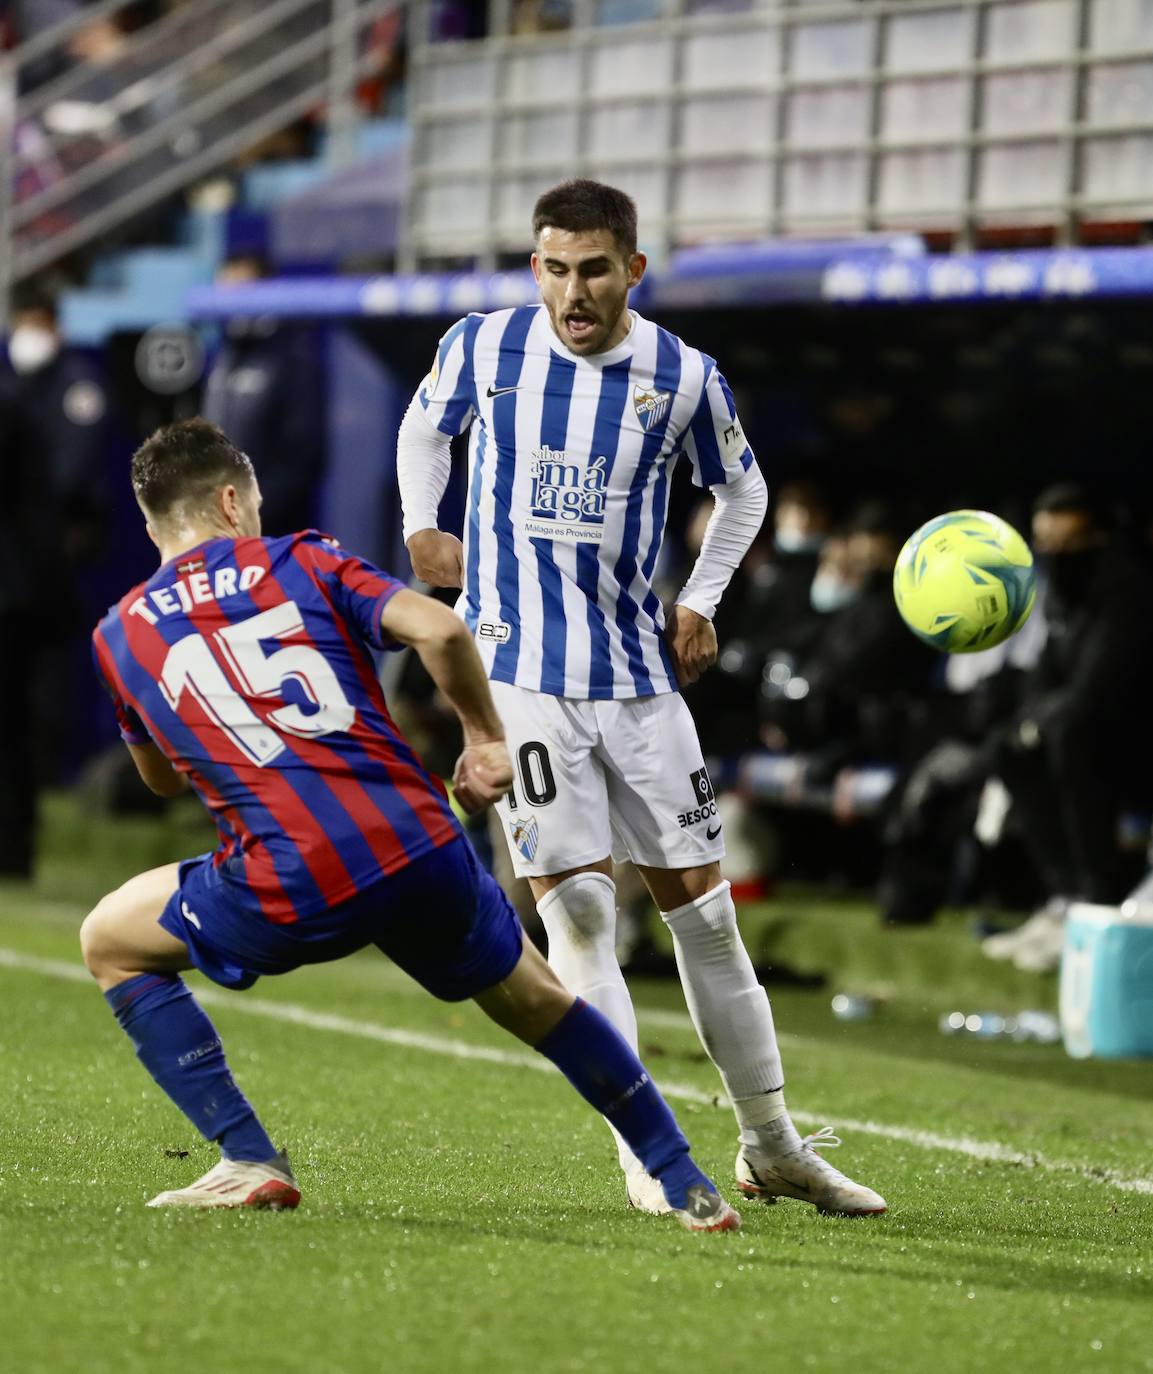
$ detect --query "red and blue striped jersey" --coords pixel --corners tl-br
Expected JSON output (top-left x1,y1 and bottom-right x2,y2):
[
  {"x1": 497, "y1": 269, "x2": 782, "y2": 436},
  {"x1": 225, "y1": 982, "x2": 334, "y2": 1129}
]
[{"x1": 92, "y1": 531, "x2": 461, "y2": 924}]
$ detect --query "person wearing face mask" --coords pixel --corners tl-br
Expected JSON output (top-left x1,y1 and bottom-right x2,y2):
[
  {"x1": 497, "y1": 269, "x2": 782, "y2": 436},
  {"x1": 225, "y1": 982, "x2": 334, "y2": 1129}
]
[
  {"x1": 760, "y1": 479, "x2": 833, "y2": 655},
  {"x1": 983, "y1": 484, "x2": 1153, "y2": 971},
  {"x1": 807, "y1": 531, "x2": 861, "y2": 617},
  {"x1": 6, "y1": 283, "x2": 110, "y2": 567},
  {"x1": 200, "y1": 254, "x2": 325, "y2": 537},
  {"x1": 759, "y1": 501, "x2": 936, "y2": 778},
  {"x1": 5, "y1": 282, "x2": 112, "y2": 794}
]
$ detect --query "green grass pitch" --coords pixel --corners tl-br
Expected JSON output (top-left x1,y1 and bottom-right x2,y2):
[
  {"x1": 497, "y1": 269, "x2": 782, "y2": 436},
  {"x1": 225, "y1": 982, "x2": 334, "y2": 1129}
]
[{"x1": 2, "y1": 799, "x2": 1152, "y2": 1374}]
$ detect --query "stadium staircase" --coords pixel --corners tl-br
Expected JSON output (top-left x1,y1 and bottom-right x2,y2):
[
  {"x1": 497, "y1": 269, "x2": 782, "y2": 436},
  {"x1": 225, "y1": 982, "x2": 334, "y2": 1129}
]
[{"x1": 1, "y1": 0, "x2": 406, "y2": 339}]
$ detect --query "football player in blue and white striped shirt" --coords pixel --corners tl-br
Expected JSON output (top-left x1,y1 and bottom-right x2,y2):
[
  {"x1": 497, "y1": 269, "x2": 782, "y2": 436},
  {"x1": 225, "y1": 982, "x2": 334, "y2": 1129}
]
[{"x1": 397, "y1": 179, "x2": 885, "y2": 1219}]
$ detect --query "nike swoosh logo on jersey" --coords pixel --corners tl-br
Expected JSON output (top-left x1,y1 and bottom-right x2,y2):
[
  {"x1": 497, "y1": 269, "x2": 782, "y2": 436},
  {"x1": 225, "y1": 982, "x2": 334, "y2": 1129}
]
[
  {"x1": 706, "y1": 824, "x2": 722, "y2": 841},
  {"x1": 486, "y1": 385, "x2": 520, "y2": 398}
]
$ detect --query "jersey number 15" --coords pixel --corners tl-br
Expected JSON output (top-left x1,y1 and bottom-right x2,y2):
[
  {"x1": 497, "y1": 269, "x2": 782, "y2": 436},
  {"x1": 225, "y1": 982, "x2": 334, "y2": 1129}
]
[{"x1": 160, "y1": 600, "x2": 356, "y2": 766}]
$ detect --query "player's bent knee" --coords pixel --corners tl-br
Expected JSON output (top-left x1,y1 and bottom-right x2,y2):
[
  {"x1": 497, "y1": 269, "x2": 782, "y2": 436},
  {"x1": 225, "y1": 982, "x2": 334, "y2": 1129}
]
[
  {"x1": 79, "y1": 892, "x2": 132, "y2": 981},
  {"x1": 537, "y1": 871, "x2": 616, "y2": 943},
  {"x1": 79, "y1": 907, "x2": 112, "y2": 978}
]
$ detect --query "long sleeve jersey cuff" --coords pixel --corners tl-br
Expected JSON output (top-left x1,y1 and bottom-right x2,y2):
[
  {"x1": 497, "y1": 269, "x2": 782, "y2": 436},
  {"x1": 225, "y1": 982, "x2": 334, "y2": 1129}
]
[
  {"x1": 397, "y1": 396, "x2": 454, "y2": 543},
  {"x1": 675, "y1": 464, "x2": 768, "y2": 621}
]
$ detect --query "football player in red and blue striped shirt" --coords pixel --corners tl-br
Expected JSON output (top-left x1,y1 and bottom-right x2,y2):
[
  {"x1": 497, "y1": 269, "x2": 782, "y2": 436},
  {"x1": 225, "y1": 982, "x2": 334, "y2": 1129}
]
[{"x1": 83, "y1": 418, "x2": 738, "y2": 1232}]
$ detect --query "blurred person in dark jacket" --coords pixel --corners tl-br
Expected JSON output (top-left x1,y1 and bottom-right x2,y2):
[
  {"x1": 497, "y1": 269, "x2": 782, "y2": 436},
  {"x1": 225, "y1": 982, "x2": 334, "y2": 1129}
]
[
  {"x1": 877, "y1": 582, "x2": 1047, "y2": 927},
  {"x1": 6, "y1": 282, "x2": 109, "y2": 566},
  {"x1": 5, "y1": 282, "x2": 112, "y2": 791},
  {"x1": 984, "y1": 484, "x2": 1153, "y2": 970},
  {"x1": 760, "y1": 500, "x2": 936, "y2": 783},
  {"x1": 201, "y1": 255, "x2": 324, "y2": 537},
  {"x1": 0, "y1": 374, "x2": 41, "y2": 874},
  {"x1": 758, "y1": 478, "x2": 833, "y2": 659},
  {"x1": 682, "y1": 478, "x2": 831, "y2": 758}
]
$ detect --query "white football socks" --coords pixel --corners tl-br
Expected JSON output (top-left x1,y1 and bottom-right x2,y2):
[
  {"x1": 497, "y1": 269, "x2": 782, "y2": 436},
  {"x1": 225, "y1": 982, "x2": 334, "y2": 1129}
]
[
  {"x1": 536, "y1": 872, "x2": 643, "y2": 1175},
  {"x1": 661, "y1": 879, "x2": 794, "y2": 1143}
]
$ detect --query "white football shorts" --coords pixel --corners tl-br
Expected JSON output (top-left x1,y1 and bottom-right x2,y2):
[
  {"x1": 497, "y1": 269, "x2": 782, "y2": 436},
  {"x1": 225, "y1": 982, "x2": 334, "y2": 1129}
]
[{"x1": 488, "y1": 681, "x2": 725, "y2": 878}]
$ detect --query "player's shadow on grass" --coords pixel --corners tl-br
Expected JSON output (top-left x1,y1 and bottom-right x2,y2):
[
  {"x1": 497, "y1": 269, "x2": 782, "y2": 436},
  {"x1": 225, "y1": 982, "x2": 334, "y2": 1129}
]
[
  {"x1": 311, "y1": 1194, "x2": 1152, "y2": 1300},
  {"x1": 310, "y1": 1202, "x2": 754, "y2": 1258},
  {"x1": 713, "y1": 1218, "x2": 1153, "y2": 1302}
]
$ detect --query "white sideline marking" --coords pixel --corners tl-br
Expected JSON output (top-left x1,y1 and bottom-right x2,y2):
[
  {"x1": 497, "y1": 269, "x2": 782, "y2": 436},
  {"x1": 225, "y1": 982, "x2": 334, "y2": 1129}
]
[{"x1": 2, "y1": 946, "x2": 1152, "y2": 1197}]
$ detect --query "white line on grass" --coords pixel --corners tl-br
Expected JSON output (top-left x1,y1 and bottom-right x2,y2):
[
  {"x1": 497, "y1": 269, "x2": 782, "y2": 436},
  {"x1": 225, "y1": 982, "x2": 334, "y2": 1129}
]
[{"x1": 3, "y1": 946, "x2": 1151, "y2": 1197}]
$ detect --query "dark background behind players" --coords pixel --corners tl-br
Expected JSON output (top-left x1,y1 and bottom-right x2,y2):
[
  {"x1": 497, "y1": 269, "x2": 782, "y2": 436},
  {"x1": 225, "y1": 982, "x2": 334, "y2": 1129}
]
[
  {"x1": 995, "y1": 485, "x2": 1153, "y2": 906},
  {"x1": 4, "y1": 281, "x2": 114, "y2": 832},
  {"x1": 199, "y1": 254, "x2": 326, "y2": 537},
  {"x1": 6, "y1": 282, "x2": 110, "y2": 570},
  {"x1": 0, "y1": 372, "x2": 40, "y2": 876},
  {"x1": 758, "y1": 500, "x2": 938, "y2": 787},
  {"x1": 680, "y1": 478, "x2": 834, "y2": 760}
]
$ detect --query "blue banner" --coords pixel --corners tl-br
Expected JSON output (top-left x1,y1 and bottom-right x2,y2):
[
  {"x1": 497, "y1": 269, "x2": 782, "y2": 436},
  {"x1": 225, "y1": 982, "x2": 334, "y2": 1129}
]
[
  {"x1": 184, "y1": 244, "x2": 1153, "y2": 320},
  {"x1": 816, "y1": 247, "x2": 1153, "y2": 306}
]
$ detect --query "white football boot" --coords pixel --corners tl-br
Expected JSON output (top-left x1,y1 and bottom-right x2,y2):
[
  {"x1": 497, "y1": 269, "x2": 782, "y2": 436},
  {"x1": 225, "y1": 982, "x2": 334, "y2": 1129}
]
[
  {"x1": 1010, "y1": 917, "x2": 1067, "y2": 974},
  {"x1": 982, "y1": 898, "x2": 1067, "y2": 964},
  {"x1": 625, "y1": 1166, "x2": 675, "y2": 1216},
  {"x1": 736, "y1": 1126, "x2": 887, "y2": 1216},
  {"x1": 625, "y1": 1165, "x2": 739, "y2": 1230},
  {"x1": 147, "y1": 1152, "x2": 300, "y2": 1210},
  {"x1": 671, "y1": 1183, "x2": 742, "y2": 1234}
]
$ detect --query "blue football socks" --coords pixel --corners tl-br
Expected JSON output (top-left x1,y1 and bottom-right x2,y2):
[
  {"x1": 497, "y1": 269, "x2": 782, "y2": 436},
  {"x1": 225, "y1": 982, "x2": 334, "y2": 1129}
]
[
  {"x1": 104, "y1": 974, "x2": 277, "y2": 1163},
  {"x1": 534, "y1": 998, "x2": 712, "y2": 1210}
]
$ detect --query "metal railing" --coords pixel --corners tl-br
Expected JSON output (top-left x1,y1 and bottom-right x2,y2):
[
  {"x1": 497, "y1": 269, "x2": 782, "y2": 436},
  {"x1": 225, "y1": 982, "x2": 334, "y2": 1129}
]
[
  {"x1": 401, "y1": 0, "x2": 1153, "y2": 267},
  {"x1": 0, "y1": 0, "x2": 399, "y2": 317}
]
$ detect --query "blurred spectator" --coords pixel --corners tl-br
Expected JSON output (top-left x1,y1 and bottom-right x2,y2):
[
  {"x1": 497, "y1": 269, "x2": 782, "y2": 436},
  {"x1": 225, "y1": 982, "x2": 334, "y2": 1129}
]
[
  {"x1": 6, "y1": 281, "x2": 109, "y2": 566},
  {"x1": 877, "y1": 585, "x2": 1047, "y2": 927},
  {"x1": 761, "y1": 478, "x2": 834, "y2": 656},
  {"x1": 6, "y1": 280, "x2": 112, "y2": 791},
  {"x1": 759, "y1": 500, "x2": 936, "y2": 784},
  {"x1": 983, "y1": 484, "x2": 1153, "y2": 970},
  {"x1": 11, "y1": 0, "x2": 90, "y2": 91},
  {"x1": 0, "y1": 372, "x2": 38, "y2": 876},
  {"x1": 682, "y1": 477, "x2": 829, "y2": 759},
  {"x1": 679, "y1": 497, "x2": 767, "y2": 758},
  {"x1": 200, "y1": 254, "x2": 325, "y2": 536},
  {"x1": 358, "y1": 5, "x2": 406, "y2": 118}
]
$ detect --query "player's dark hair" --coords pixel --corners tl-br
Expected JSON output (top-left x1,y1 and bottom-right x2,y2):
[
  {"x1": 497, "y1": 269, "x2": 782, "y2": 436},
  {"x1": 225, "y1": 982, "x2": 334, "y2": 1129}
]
[
  {"x1": 532, "y1": 179, "x2": 638, "y2": 258},
  {"x1": 131, "y1": 418, "x2": 255, "y2": 523}
]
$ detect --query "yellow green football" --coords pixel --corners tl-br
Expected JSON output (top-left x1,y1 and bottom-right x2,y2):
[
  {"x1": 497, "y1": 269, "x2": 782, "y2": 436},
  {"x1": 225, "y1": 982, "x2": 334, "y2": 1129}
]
[{"x1": 893, "y1": 509, "x2": 1035, "y2": 653}]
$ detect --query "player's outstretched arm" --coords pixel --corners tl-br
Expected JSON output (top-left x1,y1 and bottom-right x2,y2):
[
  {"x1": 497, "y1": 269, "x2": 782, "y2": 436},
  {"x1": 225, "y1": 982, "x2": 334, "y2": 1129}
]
[
  {"x1": 379, "y1": 589, "x2": 512, "y2": 813},
  {"x1": 126, "y1": 742, "x2": 190, "y2": 798}
]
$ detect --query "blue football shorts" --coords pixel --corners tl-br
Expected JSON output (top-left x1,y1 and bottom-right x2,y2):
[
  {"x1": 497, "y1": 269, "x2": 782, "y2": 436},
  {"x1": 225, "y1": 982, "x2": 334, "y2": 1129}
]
[{"x1": 157, "y1": 834, "x2": 524, "y2": 1001}]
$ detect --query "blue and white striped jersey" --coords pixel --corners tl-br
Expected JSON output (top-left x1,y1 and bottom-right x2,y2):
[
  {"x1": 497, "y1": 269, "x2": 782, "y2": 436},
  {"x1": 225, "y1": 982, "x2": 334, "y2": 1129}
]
[{"x1": 418, "y1": 304, "x2": 755, "y2": 701}]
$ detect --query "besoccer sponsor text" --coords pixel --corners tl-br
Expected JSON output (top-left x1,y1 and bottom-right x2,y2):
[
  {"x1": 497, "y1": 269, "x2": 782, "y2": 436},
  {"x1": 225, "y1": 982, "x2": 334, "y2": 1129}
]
[{"x1": 677, "y1": 766, "x2": 717, "y2": 830}]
